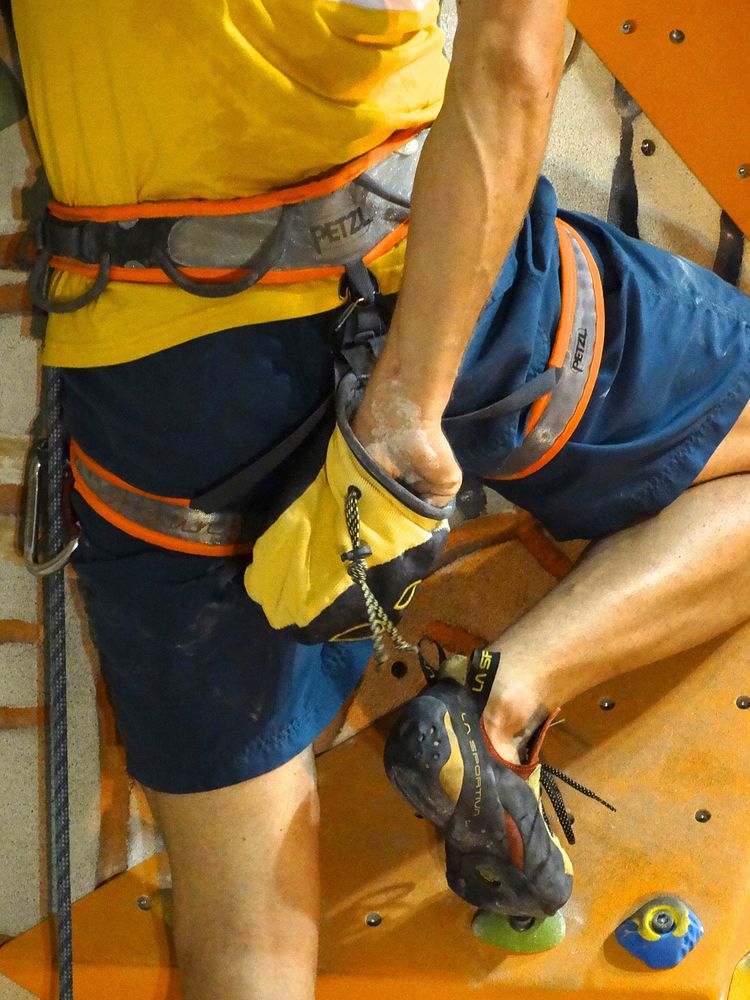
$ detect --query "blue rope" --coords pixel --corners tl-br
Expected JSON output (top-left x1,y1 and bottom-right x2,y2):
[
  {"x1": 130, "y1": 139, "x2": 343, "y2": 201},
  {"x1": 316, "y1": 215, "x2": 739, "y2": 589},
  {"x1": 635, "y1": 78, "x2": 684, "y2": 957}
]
[{"x1": 41, "y1": 366, "x2": 74, "y2": 999}]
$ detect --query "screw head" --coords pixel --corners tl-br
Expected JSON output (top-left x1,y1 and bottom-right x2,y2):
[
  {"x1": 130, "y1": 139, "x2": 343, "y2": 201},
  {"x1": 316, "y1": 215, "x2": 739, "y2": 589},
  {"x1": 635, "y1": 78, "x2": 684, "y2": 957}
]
[
  {"x1": 669, "y1": 28, "x2": 686, "y2": 43},
  {"x1": 509, "y1": 915, "x2": 537, "y2": 932},
  {"x1": 650, "y1": 909, "x2": 676, "y2": 935},
  {"x1": 136, "y1": 895, "x2": 152, "y2": 911},
  {"x1": 739, "y1": 165, "x2": 750, "y2": 179},
  {"x1": 391, "y1": 660, "x2": 408, "y2": 679},
  {"x1": 736, "y1": 695, "x2": 750, "y2": 709},
  {"x1": 695, "y1": 809, "x2": 712, "y2": 823},
  {"x1": 621, "y1": 20, "x2": 636, "y2": 34},
  {"x1": 365, "y1": 912, "x2": 382, "y2": 927},
  {"x1": 641, "y1": 139, "x2": 656, "y2": 156},
  {"x1": 600, "y1": 698, "x2": 616, "y2": 711}
]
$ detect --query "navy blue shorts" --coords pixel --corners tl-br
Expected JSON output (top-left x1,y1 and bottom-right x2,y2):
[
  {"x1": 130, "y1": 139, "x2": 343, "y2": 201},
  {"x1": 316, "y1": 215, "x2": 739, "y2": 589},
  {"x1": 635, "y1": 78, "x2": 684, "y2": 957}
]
[{"x1": 63, "y1": 178, "x2": 750, "y2": 793}]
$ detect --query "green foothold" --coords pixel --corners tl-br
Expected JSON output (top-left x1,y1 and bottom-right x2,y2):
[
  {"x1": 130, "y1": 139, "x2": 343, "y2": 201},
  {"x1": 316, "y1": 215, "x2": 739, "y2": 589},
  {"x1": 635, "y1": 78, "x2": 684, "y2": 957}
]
[{"x1": 471, "y1": 910, "x2": 566, "y2": 953}]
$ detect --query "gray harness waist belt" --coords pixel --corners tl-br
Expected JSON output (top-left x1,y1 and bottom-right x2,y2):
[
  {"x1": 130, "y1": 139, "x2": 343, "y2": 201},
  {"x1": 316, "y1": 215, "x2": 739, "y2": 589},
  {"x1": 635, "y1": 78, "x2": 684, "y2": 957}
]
[{"x1": 30, "y1": 131, "x2": 427, "y2": 311}]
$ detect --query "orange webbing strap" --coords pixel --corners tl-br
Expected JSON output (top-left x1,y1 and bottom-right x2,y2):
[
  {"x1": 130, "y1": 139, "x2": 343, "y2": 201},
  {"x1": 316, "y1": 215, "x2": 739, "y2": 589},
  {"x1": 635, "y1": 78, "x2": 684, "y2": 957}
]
[
  {"x1": 48, "y1": 221, "x2": 410, "y2": 288},
  {"x1": 48, "y1": 127, "x2": 426, "y2": 223},
  {"x1": 69, "y1": 442, "x2": 253, "y2": 557},
  {"x1": 488, "y1": 218, "x2": 606, "y2": 481}
]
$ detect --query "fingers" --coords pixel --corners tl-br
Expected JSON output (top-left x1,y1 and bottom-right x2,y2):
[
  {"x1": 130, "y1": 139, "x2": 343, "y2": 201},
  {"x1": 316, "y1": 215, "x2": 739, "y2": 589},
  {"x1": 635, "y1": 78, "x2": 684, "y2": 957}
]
[{"x1": 416, "y1": 486, "x2": 459, "y2": 508}]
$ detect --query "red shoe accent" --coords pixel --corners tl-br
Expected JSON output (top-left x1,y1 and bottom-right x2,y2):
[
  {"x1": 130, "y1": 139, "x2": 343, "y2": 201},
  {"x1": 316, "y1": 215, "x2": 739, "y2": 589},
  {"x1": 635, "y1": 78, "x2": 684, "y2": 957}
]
[
  {"x1": 503, "y1": 810, "x2": 526, "y2": 872},
  {"x1": 479, "y1": 709, "x2": 561, "y2": 781}
]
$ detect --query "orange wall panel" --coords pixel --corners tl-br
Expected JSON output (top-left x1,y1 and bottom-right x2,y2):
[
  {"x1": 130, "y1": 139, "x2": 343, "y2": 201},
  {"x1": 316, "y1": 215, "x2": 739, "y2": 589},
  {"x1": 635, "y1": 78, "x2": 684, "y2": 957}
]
[{"x1": 569, "y1": 1, "x2": 750, "y2": 237}]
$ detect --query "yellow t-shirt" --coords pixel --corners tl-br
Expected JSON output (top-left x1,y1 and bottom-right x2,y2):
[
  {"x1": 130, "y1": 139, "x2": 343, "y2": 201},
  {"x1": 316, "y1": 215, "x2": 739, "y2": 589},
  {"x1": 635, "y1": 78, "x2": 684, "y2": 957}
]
[{"x1": 12, "y1": 0, "x2": 448, "y2": 366}]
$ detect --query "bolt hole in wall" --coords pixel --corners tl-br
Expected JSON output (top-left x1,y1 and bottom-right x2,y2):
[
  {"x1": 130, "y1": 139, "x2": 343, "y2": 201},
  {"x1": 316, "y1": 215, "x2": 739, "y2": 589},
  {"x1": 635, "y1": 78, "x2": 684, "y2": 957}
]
[{"x1": 391, "y1": 660, "x2": 408, "y2": 679}]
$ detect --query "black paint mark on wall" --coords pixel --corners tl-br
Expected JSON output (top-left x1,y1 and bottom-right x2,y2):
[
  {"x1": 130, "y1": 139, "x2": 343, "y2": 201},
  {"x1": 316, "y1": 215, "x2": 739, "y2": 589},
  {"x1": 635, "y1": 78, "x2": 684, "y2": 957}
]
[
  {"x1": 607, "y1": 81, "x2": 642, "y2": 240},
  {"x1": 713, "y1": 211, "x2": 745, "y2": 287},
  {"x1": 0, "y1": 0, "x2": 26, "y2": 131}
]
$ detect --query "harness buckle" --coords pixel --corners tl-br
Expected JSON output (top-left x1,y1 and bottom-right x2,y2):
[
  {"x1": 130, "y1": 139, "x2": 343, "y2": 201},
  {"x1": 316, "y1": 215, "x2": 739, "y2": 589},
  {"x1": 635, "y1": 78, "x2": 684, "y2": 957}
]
[{"x1": 23, "y1": 440, "x2": 80, "y2": 577}]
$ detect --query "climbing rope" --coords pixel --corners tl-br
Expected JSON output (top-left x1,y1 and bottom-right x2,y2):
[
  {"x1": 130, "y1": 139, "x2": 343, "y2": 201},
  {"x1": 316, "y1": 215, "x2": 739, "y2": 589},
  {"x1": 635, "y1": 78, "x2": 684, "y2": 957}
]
[{"x1": 41, "y1": 366, "x2": 74, "y2": 1000}]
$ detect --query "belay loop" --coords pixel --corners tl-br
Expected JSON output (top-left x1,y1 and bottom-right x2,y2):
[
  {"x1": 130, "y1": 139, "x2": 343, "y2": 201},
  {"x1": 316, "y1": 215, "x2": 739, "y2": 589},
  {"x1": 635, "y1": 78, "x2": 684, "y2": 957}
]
[{"x1": 340, "y1": 485, "x2": 417, "y2": 664}]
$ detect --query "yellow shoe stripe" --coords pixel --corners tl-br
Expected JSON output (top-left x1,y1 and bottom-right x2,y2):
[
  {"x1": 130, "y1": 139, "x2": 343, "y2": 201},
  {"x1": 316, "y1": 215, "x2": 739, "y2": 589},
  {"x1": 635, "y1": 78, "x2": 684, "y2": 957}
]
[{"x1": 438, "y1": 711, "x2": 464, "y2": 806}]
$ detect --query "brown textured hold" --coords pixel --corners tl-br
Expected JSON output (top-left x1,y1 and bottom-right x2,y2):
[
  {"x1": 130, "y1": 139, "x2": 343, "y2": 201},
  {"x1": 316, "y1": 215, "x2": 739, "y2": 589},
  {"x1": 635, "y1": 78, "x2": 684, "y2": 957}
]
[
  {"x1": 0, "y1": 283, "x2": 30, "y2": 315},
  {"x1": 441, "y1": 511, "x2": 519, "y2": 568},
  {"x1": 0, "y1": 620, "x2": 40, "y2": 645},
  {"x1": 515, "y1": 512, "x2": 574, "y2": 580},
  {"x1": 0, "y1": 232, "x2": 28, "y2": 270},
  {"x1": 0, "y1": 707, "x2": 45, "y2": 729},
  {"x1": 0, "y1": 484, "x2": 21, "y2": 516}
]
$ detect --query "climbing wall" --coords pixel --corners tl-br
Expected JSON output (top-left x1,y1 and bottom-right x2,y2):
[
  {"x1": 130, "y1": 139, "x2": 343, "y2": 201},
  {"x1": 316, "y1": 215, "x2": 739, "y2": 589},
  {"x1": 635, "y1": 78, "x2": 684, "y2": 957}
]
[
  {"x1": 3, "y1": 513, "x2": 750, "y2": 997},
  {"x1": 1, "y1": 2, "x2": 750, "y2": 998},
  {"x1": 0, "y1": 4, "x2": 161, "y2": 983}
]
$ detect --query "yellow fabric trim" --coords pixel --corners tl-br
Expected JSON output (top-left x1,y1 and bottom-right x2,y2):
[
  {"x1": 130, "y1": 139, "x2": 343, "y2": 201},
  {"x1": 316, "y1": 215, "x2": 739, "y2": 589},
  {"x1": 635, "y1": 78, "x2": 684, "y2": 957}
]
[
  {"x1": 41, "y1": 240, "x2": 407, "y2": 368},
  {"x1": 244, "y1": 421, "x2": 448, "y2": 631}
]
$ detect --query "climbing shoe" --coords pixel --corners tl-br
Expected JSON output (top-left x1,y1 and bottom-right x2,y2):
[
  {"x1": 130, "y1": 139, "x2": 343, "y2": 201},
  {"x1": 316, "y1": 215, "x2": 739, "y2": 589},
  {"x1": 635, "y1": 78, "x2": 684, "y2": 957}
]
[{"x1": 383, "y1": 646, "x2": 615, "y2": 917}]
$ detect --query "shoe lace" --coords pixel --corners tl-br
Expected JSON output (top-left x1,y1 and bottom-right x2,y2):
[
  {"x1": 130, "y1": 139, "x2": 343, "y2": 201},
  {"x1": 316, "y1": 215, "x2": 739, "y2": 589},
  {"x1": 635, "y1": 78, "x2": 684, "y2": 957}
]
[{"x1": 540, "y1": 764, "x2": 616, "y2": 845}]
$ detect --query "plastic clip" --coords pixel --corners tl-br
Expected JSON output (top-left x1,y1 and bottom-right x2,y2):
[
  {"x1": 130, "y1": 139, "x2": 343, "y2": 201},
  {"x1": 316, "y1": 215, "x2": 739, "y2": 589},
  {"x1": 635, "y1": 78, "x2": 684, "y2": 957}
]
[{"x1": 340, "y1": 543, "x2": 373, "y2": 563}]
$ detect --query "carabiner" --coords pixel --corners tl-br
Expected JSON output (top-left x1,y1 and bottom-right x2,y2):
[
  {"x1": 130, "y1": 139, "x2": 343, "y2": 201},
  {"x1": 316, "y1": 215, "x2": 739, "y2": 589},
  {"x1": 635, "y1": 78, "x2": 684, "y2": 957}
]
[{"x1": 23, "y1": 441, "x2": 79, "y2": 578}]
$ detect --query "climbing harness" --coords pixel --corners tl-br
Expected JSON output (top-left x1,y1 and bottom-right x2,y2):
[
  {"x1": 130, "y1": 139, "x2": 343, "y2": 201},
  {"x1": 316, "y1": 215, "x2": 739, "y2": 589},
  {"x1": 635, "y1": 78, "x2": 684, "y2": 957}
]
[
  {"x1": 58, "y1": 217, "x2": 603, "y2": 552},
  {"x1": 69, "y1": 442, "x2": 253, "y2": 558},
  {"x1": 47, "y1": 216, "x2": 604, "y2": 659},
  {"x1": 443, "y1": 218, "x2": 605, "y2": 482},
  {"x1": 25, "y1": 116, "x2": 606, "y2": 706},
  {"x1": 28, "y1": 128, "x2": 428, "y2": 311}
]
